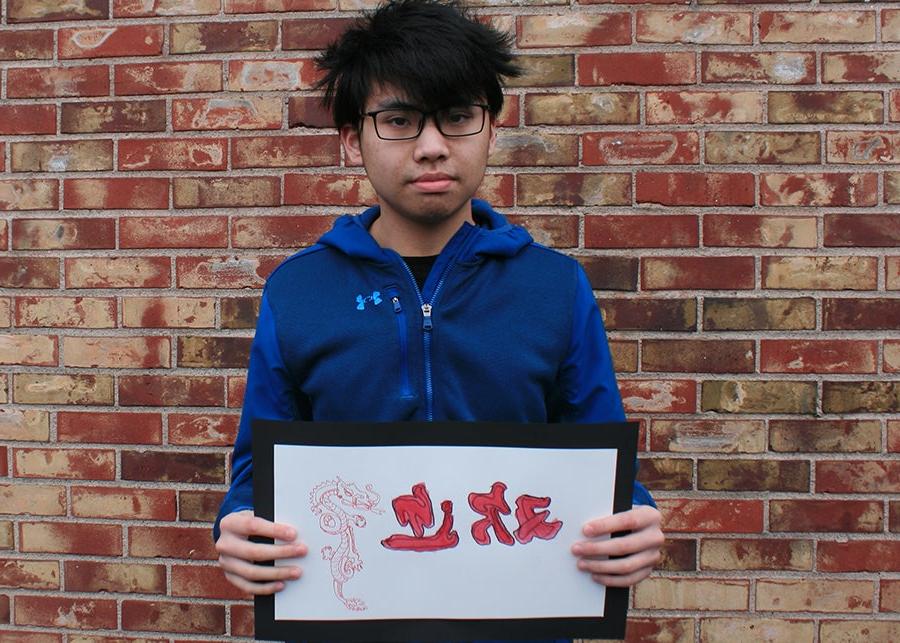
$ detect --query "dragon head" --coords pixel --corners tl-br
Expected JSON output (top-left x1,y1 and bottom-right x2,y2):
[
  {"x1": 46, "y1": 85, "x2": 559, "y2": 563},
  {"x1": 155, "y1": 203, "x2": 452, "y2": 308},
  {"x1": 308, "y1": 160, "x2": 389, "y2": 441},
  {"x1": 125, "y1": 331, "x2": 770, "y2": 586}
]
[{"x1": 335, "y1": 477, "x2": 383, "y2": 514}]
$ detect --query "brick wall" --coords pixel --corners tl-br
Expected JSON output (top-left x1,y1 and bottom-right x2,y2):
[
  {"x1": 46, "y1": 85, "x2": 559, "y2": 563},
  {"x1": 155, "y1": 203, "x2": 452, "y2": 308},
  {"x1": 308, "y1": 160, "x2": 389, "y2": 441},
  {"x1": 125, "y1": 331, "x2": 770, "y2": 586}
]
[{"x1": 0, "y1": 0, "x2": 897, "y2": 641}]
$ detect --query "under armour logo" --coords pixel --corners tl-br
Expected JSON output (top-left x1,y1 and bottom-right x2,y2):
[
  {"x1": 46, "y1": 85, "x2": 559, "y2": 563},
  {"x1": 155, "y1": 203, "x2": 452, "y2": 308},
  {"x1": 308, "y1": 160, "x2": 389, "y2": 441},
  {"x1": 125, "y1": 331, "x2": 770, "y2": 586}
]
[{"x1": 356, "y1": 291, "x2": 382, "y2": 310}]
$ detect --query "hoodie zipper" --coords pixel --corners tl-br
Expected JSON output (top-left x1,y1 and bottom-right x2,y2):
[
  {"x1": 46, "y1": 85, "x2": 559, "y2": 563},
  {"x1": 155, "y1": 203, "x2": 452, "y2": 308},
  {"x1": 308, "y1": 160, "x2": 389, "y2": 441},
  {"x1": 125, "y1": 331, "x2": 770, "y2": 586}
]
[{"x1": 390, "y1": 292, "x2": 413, "y2": 398}]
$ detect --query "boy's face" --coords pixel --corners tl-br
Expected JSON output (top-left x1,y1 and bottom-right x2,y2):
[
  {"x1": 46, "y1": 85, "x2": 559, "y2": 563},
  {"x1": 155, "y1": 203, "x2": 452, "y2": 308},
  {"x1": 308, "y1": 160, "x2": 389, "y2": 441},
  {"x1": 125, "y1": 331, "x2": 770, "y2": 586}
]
[{"x1": 340, "y1": 85, "x2": 496, "y2": 229}]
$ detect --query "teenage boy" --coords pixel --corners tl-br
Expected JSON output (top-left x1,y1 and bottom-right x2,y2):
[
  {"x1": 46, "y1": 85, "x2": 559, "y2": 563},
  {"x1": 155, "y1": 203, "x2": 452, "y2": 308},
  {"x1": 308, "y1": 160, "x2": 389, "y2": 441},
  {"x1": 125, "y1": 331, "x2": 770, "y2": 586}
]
[{"x1": 215, "y1": 0, "x2": 663, "y2": 610}]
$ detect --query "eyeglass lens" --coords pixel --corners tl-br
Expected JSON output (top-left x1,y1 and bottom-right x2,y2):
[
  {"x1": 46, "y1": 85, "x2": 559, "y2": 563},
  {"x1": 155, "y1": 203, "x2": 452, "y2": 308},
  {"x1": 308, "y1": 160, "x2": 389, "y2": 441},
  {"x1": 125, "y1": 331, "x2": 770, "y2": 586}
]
[{"x1": 373, "y1": 105, "x2": 486, "y2": 140}]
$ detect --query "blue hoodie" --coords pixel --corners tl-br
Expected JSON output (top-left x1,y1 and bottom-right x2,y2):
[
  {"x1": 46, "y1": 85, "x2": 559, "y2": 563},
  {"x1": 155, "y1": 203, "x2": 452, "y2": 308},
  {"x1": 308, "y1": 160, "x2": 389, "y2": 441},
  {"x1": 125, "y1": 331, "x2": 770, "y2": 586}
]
[{"x1": 215, "y1": 199, "x2": 654, "y2": 540}]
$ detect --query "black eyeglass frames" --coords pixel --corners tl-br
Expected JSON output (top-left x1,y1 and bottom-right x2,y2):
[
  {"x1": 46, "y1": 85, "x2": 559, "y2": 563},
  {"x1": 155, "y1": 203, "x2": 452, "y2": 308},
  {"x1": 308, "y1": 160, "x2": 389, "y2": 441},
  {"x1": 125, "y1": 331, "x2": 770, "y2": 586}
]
[{"x1": 362, "y1": 104, "x2": 490, "y2": 140}]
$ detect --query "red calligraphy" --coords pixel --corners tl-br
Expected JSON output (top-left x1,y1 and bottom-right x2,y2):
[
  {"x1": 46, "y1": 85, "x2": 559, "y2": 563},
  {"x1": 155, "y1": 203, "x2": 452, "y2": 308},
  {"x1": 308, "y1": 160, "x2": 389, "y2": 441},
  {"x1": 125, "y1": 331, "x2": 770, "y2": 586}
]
[
  {"x1": 381, "y1": 482, "x2": 459, "y2": 552},
  {"x1": 468, "y1": 481, "x2": 515, "y2": 546},
  {"x1": 513, "y1": 494, "x2": 563, "y2": 544}
]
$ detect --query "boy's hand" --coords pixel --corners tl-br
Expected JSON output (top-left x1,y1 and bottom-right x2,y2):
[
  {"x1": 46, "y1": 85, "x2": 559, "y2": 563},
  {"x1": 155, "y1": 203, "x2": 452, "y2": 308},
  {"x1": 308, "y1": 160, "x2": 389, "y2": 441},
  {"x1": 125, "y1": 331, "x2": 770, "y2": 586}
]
[
  {"x1": 571, "y1": 505, "x2": 664, "y2": 587},
  {"x1": 216, "y1": 509, "x2": 308, "y2": 595}
]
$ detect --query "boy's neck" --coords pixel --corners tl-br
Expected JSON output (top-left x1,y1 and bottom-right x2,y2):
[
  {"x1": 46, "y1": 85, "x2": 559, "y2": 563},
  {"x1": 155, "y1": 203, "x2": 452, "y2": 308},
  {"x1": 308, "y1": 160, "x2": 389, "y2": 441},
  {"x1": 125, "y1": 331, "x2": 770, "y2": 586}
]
[{"x1": 368, "y1": 201, "x2": 474, "y2": 257}]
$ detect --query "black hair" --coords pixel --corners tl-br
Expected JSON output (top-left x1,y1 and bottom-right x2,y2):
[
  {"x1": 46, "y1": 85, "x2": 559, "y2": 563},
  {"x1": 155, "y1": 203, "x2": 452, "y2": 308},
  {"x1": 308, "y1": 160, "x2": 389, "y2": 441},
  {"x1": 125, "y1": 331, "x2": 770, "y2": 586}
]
[{"x1": 315, "y1": 0, "x2": 521, "y2": 129}]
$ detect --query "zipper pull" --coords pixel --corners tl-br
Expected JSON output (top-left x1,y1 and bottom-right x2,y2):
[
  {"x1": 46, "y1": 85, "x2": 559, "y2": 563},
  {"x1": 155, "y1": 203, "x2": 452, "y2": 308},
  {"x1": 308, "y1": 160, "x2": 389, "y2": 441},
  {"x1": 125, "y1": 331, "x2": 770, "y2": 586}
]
[
  {"x1": 392, "y1": 296, "x2": 402, "y2": 313},
  {"x1": 421, "y1": 303, "x2": 432, "y2": 330}
]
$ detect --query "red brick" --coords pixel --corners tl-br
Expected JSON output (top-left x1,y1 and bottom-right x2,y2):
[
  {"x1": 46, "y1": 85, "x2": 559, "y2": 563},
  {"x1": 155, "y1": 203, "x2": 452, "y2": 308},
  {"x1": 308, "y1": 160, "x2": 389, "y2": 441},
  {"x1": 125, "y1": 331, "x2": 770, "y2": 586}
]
[
  {"x1": 657, "y1": 499, "x2": 764, "y2": 533},
  {"x1": 702, "y1": 51, "x2": 816, "y2": 84},
  {"x1": 123, "y1": 297, "x2": 215, "y2": 329},
  {"x1": 227, "y1": 58, "x2": 318, "y2": 91},
  {"x1": 637, "y1": 10, "x2": 751, "y2": 43},
  {"x1": 578, "y1": 52, "x2": 695, "y2": 85},
  {"x1": 20, "y1": 522, "x2": 121, "y2": 555},
  {"x1": 818, "y1": 541, "x2": 900, "y2": 573},
  {"x1": 618, "y1": 380, "x2": 696, "y2": 414},
  {"x1": 179, "y1": 490, "x2": 226, "y2": 522},
  {"x1": 517, "y1": 173, "x2": 630, "y2": 207},
  {"x1": 283, "y1": 17, "x2": 353, "y2": 50},
  {"x1": 651, "y1": 419, "x2": 766, "y2": 453},
  {"x1": 116, "y1": 62, "x2": 222, "y2": 95},
  {"x1": 122, "y1": 599, "x2": 224, "y2": 634},
  {"x1": 0, "y1": 258, "x2": 58, "y2": 289},
  {"x1": 288, "y1": 96, "x2": 333, "y2": 128},
  {"x1": 231, "y1": 604, "x2": 254, "y2": 637},
  {"x1": 817, "y1": 461, "x2": 900, "y2": 494},
  {"x1": 824, "y1": 52, "x2": 900, "y2": 84},
  {"x1": 824, "y1": 298, "x2": 900, "y2": 330},
  {"x1": 637, "y1": 172, "x2": 753, "y2": 206},
  {"x1": 643, "y1": 339, "x2": 754, "y2": 373},
  {"x1": 122, "y1": 450, "x2": 224, "y2": 484},
  {"x1": 585, "y1": 215, "x2": 697, "y2": 249},
  {"x1": 657, "y1": 538, "x2": 696, "y2": 572},
  {"x1": 285, "y1": 173, "x2": 374, "y2": 205},
  {"x1": 172, "y1": 564, "x2": 250, "y2": 600},
  {"x1": 228, "y1": 375, "x2": 247, "y2": 408},
  {"x1": 65, "y1": 560, "x2": 166, "y2": 594},
  {"x1": 119, "y1": 138, "x2": 227, "y2": 171},
  {"x1": 12, "y1": 219, "x2": 115, "y2": 251},
  {"x1": 0, "y1": 30, "x2": 53, "y2": 60},
  {"x1": 174, "y1": 176, "x2": 280, "y2": 208},
  {"x1": 761, "y1": 173, "x2": 878, "y2": 207},
  {"x1": 60, "y1": 25, "x2": 163, "y2": 58},
  {"x1": 72, "y1": 486, "x2": 177, "y2": 520},
  {"x1": 15, "y1": 595, "x2": 117, "y2": 630},
  {"x1": 10, "y1": 0, "x2": 107, "y2": 22},
  {"x1": 704, "y1": 215, "x2": 816, "y2": 248},
  {"x1": 115, "y1": 0, "x2": 220, "y2": 16},
  {"x1": 647, "y1": 91, "x2": 763, "y2": 124},
  {"x1": 583, "y1": 131, "x2": 698, "y2": 165},
  {"x1": 119, "y1": 375, "x2": 224, "y2": 407},
  {"x1": 239, "y1": 135, "x2": 341, "y2": 171},
  {"x1": 518, "y1": 13, "x2": 631, "y2": 48},
  {"x1": 128, "y1": 526, "x2": 218, "y2": 560},
  {"x1": 57, "y1": 411, "x2": 162, "y2": 444},
  {"x1": 598, "y1": 298, "x2": 695, "y2": 330},
  {"x1": 171, "y1": 21, "x2": 277, "y2": 53},
  {"x1": 120, "y1": 216, "x2": 228, "y2": 249},
  {"x1": 770, "y1": 500, "x2": 882, "y2": 533},
  {"x1": 642, "y1": 256, "x2": 755, "y2": 290},
  {"x1": 61, "y1": 100, "x2": 166, "y2": 134},
  {"x1": 893, "y1": 501, "x2": 900, "y2": 533},
  {"x1": 176, "y1": 255, "x2": 285, "y2": 289},
  {"x1": 637, "y1": 457, "x2": 692, "y2": 490},
  {"x1": 65, "y1": 257, "x2": 171, "y2": 288},
  {"x1": 0, "y1": 179, "x2": 58, "y2": 211},
  {"x1": 477, "y1": 175, "x2": 514, "y2": 208},
  {"x1": 624, "y1": 618, "x2": 694, "y2": 642},
  {"x1": 884, "y1": 579, "x2": 900, "y2": 613},
  {"x1": 64, "y1": 178, "x2": 168, "y2": 210},
  {"x1": 7, "y1": 65, "x2": 108, "y2": 98},
  {"x1": 825, "y1": 214, "x2": 900, "y2": 247},
  {"x1": 0, "y1": 335, "x2": 57, "y2": 366},
  {"x1": 232, "y1": 215, "x2": 334, "y2": 248},
  {"x1": 760, "y1": 11, "x2": 876, "y2": 43},
  {"x1": 169, "y1": 413, "x2": 239, "y2": 446},
  {"x1": 0, "y1": 105, "x2": 56, "y2": 135},
  {"x1": 0, "y1": 559, "x2": 59, "y2": 589},
  {"x1": 14, "y1": 448, "x2": 115, "y2": 480},
  {"x1": 172, "y1": 96, "x2": 282, "y2": 131},
  {"x1": 761, "y1": 340, "x2": 877, "y2": 374}
]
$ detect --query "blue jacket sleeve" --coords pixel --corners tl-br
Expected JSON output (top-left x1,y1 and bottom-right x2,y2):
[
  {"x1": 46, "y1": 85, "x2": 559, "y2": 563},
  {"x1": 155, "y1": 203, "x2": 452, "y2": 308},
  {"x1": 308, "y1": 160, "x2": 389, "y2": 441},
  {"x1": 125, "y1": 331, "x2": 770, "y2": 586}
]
[
  {"x1": 555, "y1": 264, "x2": 656, "y2": 508},
  {"x1": 213, "y1": 289, "x2": 306, "y2": 541}
]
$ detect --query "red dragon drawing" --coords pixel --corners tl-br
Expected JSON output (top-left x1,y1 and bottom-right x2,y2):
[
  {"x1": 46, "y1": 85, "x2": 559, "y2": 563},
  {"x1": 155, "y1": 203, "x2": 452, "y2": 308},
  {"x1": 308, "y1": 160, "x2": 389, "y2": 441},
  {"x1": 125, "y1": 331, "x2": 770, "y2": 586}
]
[{"x1": 309, "y1": 478, "x2": 382, "y2": 611}]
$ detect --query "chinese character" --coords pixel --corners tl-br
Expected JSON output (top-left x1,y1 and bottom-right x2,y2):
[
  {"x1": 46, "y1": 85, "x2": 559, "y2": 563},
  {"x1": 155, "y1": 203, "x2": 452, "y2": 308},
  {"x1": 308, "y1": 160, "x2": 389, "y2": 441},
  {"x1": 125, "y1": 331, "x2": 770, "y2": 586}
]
[
  {"x1": 513, "y1": 494, "x2": 563, "y2": 544},
  {"x1": 381, "y1": 482, "x2": 459, "y2": 552},
  {"x1": 468, "y1": 481, "x2": 515, "y2": 546}
]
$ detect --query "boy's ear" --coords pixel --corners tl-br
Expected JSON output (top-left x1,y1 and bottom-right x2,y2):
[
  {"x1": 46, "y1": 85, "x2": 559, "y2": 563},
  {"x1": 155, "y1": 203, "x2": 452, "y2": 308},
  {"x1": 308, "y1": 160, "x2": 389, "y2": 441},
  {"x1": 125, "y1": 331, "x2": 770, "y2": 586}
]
[
  {"x1": 341, "y1": 124, "x2": 363, "y2": 165},
  {"x1": 487, "y1": 113, "x2": 497, "y2": 155}
]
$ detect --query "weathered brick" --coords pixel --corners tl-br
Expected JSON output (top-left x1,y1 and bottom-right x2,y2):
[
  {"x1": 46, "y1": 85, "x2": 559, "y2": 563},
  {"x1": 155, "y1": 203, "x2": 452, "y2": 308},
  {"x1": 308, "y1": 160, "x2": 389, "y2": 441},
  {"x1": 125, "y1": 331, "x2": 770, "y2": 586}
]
[
  {"x1": 119, "y1": 138, "x2": 227, "y2": 171},
  {"x1": 227, "y1": 59, "x2": 318, "y2": 91},
  {"x1": 179, "y1": 489, "x2": 226, "y2": 522},
  {"x1": 700, "y1": 538, "x2": 812, "y2": 571},
  {"x1": 284, "y1": 173, "x2": 374, "y2": 205},
  {"x1": 883, "y1": 579, "x2": 900, "y2": 613},
  {"x1": 122, "y1": 600, "x2": 225, "y2": 634},
  {"x1": 0, "y1": 409, "x2": 50, "y2": 441},
  {"x1": 0, "y1": 632, "x2": 57, "y2": 643},
  {"x1": 634, "y1": 578, "x2": 749, "y2": 611},
  {"x1": 889, "y1": 257, "x2": 900, "y2": 289},
  {"x1": 176, "y1": 255, "x2": 285, "y2": 289},
  {"x1": 120, "y1": 216, "x2": 228, "y2": 249},
  {"x1": 12, "y1": 219, "x2": 116, "y2": 250},
  {"x1": 820, "y1": 622, "x2": 900, "y2": 642},
  {"x1": 490, "y1": 132, "x2": 578, "y2": 166},
  {"x1": 12, "y1": 139, "x2": 112, "y2": 172},
  {"x1": 760, "y1": 11, "x2": 875, "y2": 43},
  {"x1": 637, "y1": 172, "x2": 753, "y2": 206},
  {"x1": 123, "y1": 297, "x2": 215, "y2": 329},
  {"x1": 173, "y1": 97, "x2": 282, "y2": 131},
  {"x1": 0, "y1": 179, "x2": 59, "y2": 211},
  {"x1": 0, "y1": 335, "x2": 56, "y2": 366},
  {"x1": 57, "y1": 411, "x2": 162, "y2": 445},
  {"x1": 583, "y1": 131, "x2": 698, "y2": 165},
  {"x1": 704, "y1": 215, "x2": 816, "y2": 248},
  {"x1": 116, "y1": 62, "x2": 222, "y2": 94},
  {"x1": 66, "y1": 257, "x2": 170, "y2": 289},
  {"x1": 824, "y1": 298, "x2": 900, "y2": 330},
  {"x1": 221, "y1": 296, "x2": 261, "y2": 329},
  {"x1": 174, "y1": 176, "x2": 280, "y2": 208},
  {"x1": 817, "y1": 461, "x2": 900, "y2": 494},
  {"x1": 651, "y1": 419, "x2": 765, "y2": 453},
  {"x1": 763, "y1": 257, "x2": 877, "y2": 290},
  {"x1": 119, "y1": 375, "x2": 224, "y2": 407},
  {"x1": 609, "y1": 340, "x2": 638, "y2": 373},
  {"x1": 178, "y1": 336, "x2": 252, "y2": 369},
  {"x1": 638, "y1": 11, "x2": 751, "y2": 43},
  {"x1": 656, "y1": 538, "x2": 696, "y2": 572},
  {"x1": 769, "y1": 91, "x2": 882, "y2": 124},
  {"x1": 818, "y1": 541, "x2": 900, "y2": 573},
  {"x1": 283, "y1": 17, "x2": 353, "y2": 50},
  {"x1": 638, "y1": 457, "x2": 692, "y2": 491},
  {"x1": 0, "y1": 300, "x2": 8, "y2": 327},
  {"x1": 7, "y1": 65, "x2": 108, "y2": 98},
  {"x1": 172, "y1": 564, "x2": 250, "y2": 600},
  {"x1": 524, "y1": 92, "x2": 639, "y2": 125},
  {"x1": 9, "y1": 0, "x2": 107, "y2": 22},
  {"x1": 0, "y1": 523, "x2": 11, "y2": 549},
  {"x1": 700, "y1": 618, "x2": 814, "y2": 643},
  {"x1": 578, "y1": 53, "x2": 695, "y2": 85},
  {"x1": 761, "y1": 339, "x2": 877, "y2": 374},
  {"x1": 226, "y1": 0, "x2": 334, "y2": 10},
  {"x1": 61, "y1": 100, "x2": 165, "y2": 134},
  {"x1": 619, "y1": 380, "x2": 697, "y2": 414},
  {"x1": 507, "y1": 55, "x2": 573, "y2": 87},
  {"x1": 705, "y1": 131, "x2": 819, "y2": 164},
  {"x1": 72, "y1": 486, "x2": 176, "y2": 520},
  {"x1": 643, "y1": 339, "x2": 754, "y2": 373},
  {"x1": 617, "y1": 618, "x2": 695, "y2": 643},
  {"x1": 825, "y1": 214, "x2": 900, "y2": 247},
  {"x1": 0, "y1": 559, "x2": 59, "y2": 589},
  {"x1": 14, "y1": 374, "x2": 113, "y2": 406},
  {"x1": 518, "y1": 13, "x2": 631, "y2": 48},
  {"x1": 585, "y1": 215, "x2": 698, "y2": 248},
  {"x1": 824, "y1": 52, "x2": 900, "y2": 85},
  {"x1": 825, "y1": 381, "x2": 899, "y2": 414},
  {"x1": 757, "y1": 579, "x2": 873, "y2": 613},
  {"x1": 20, "y1": 522, "x2": 121, "y2": 555},
  {"x1": 598, "y1": 298, "x2": 696, "y2": 331},
  {"x1": 60, "y1": 25, "x2": 163, "y2": 58},
  {"x1": 128, "y1": 526, "x2": 218, "y2": 560},
  {"x1": 887, "y1": 341, "x2": 900, "y2": 374},
  {"x1": 171, "y1": 21, "x2": 277, "y2": 53},
  {"x1": 115, "y1": 0, "x2": 221, "y2": 16},
  {"x1": 65, "y1": 561, "x2": 165, "y2": 594},
  {"x1": 702, "y1": 381, "x2": 816, "y2": 414},
  {"x1": 63, "y1": 336, "x2": 170, "y2": 369},
  {"x1": 701, "y1": 52, "x2": 815, "y2": 84},
  {"x1": 0, "y1": 30, "x2": 54, "y2": 60},
  {"x1": 770, "y1": 420, "x2": 881, "y2": 453},
  {"x1": 14, "y1": 448, "x2": 115, "y2": 480},
  {"x1": 770, "y1": 499, "x2": 882, "y2": 532},
  {"x1": 827, "y1": 131, "x2": 898, "y2": 165},
  {"x1": 15, "y1": 595, "x2": 117, "y2": 630},
  {"x1": 647, "y1": 91, "x2": 763, "y2": 124},
  {"x1": 761, "y1": 172, "x2": 877, "y2": 207},
  {"x1": 886, "y1": 9, "x2": 900, "y2": 41},
  {"x1": 698, "y1": 459, "x2": 809, "y2": 492},
  {"x1": 517, "y1": 173, "x2": 630, "y2": 206},
  {"x1": 288, "y1": 96, "x2": 334, "y2": 128},
  {"x1": 228, "y1": 375, "x2": 246, "y2": 408},
  {"x1": 65, "y1": 177, "x2": 168, "y2": 211},
  {"x1": 122, "y1": 450, "x2": 224, "y2": 484},
  {"x1": 507, "y1": 215, "x2": 579, "y2": 249},
  {"x1": 642, "y1": 256, "x2": 755, "y2": 290},
  {"x1": 169, "y1": 413, "x2": 239, "y2": 446},
  {"x1": 0, "y1": 484, "x2": 65, "y2": 516},
  {"x1": 578, "y1": 258, "x2": 639, "y2": 292}
]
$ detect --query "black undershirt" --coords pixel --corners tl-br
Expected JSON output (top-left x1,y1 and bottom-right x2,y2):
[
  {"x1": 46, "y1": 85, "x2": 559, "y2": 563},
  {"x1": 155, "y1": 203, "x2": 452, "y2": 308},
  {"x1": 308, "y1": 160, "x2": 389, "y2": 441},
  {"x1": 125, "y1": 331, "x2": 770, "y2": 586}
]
[{"x1": 402, "y1": 254, "x2": 439, "y2": 292}]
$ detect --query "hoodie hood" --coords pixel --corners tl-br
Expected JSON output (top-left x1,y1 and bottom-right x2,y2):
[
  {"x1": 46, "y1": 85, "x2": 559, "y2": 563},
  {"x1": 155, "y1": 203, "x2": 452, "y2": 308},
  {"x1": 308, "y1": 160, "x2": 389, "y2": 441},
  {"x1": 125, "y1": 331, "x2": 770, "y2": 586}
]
[{"x1": 317, "y1": 199, "x2": 533, "y2": 264}]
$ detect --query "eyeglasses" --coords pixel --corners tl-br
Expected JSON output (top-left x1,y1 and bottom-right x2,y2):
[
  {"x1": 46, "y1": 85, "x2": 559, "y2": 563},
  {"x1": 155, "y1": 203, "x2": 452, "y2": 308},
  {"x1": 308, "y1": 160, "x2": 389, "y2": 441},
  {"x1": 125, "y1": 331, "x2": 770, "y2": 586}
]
[{"x1": 363, "y1": 104, "x2": 489, "y2": 140}]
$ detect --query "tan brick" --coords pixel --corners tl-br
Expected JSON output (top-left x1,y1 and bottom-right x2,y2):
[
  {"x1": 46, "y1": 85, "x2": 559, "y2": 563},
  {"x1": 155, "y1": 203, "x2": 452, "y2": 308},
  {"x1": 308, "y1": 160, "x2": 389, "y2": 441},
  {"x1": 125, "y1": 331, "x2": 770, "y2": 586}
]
[
  {"x1": 9, "y1": 0, "x2": 107, "y2": 22},
  {"x1": 0, "y1": 179, "x2": 59, "y2": 211},
  {"x1": 15, "y1": 296, "x2": 116, "y2": 328},
  {"x1": 171, "y1": 20, "x2": 277, "y2": 53},
  {"x1": 72, "y1": 487, "x2": 176, "y2": 520},
  {"x1": 635, "y1": 578, "x2": 748, "y2": 611},
  {"x1": 0, "y1": 409, "x2": 49, "y2": 441},
  {"x1": 11, "y1": 140, "x2": 112, "y2": 172},
  {"x1": 889, "y1": 257, "x2": 900, "y2": 290},
  {"x1": 889, "y1": 172, "x2": 900, "y2": 204},
  {"x1": 123, "y1": 297, "x2": 215, "y2": 328},
  {"x1": 507, "y1": 55, "x2": 573, "y2": 87},
  {"x1": 0, "y1": 522, "x2": 11, "y2": 549},
  {"x1": 65, "y1": 560, "x2": 165, "y2": 594},
  {"x1": 517, "y1": 173, "x2": 630, "y2": 206},
  {"x1": 637, "y1": 11, "x2": 752, "y2": 44},
  {"x1": 761, "y1": 172, "x2": 877, "y2": 207},
  {"x1": 763, "y1": 257, "x2": 877, "y2": 290},
  {"x1": 638, "y1": 457, "x2": 693, "y2": 491},
  {"x1": 0, "y1": 335, "x2": 56, "y2": 366},
  {"x1": 882, "y1": 579, "x2": 900, "y2": 612},
  {"x1": 705, "y1": 132, "x2": 819, "y2": 164},
  {"x1": 0, "y1": 559, "x2": 59, "y2": 589},
  {"x1": 61, "y1": 99, "x2": 166, "y2": 134},
  {"x1": 703, "y1": 298, "x2": 816, "y2": 331},
  {"x1": 115, "y1": 0, "x2": 220, "y2": 16},
  {"x1": 0, "y1": 299, "x2": 9, "y2": 327},
  {"x1": 702, "y1": 52, "x2": 815, "y2": 84},
  {"x1": 887, "y1": 341, "x2": 900, "y2": 373},
  {"x1": 756, "y1": 579, "x2": 873, "y2": 613},
  {"x1": 760, "y1": 11, "x2": 876, "y2": 43},
  {"x1": 647, "y1": 91, "x2": 763, "y2": 124},
  {"x1": 524, "y1": 92, "x2": 639, "y2": 125},
  {"x1": 704, "y1": 215, "x2": 817, "y2": 249},
  {"x1": 226, "y1": 59, "x2": 317, "y2": 91},
  {"x1": 518, "y1": 13, "x2": 630, "y2": 48},
  {"x1": 173, "y1": 96, "x2": 283, "y2": 131},
  {"x1": 66, "y1": 257, "x2": 170, "y2": 289},
  {"x1": 173, "y1": 176, "x2": 280, "y2": 208},
  {"x1": 827, "y1": 131, "x2": 899, "y2": 164},
  {"x1": 701, "y1": 380, "x2": 816, "y2": 414},
  {"x1": 20, "y1": 521, "x2": 121, "y2": 556},
  {"x1": 824, "y1": 381, "x2": 899, "y2": 414},
  {"x1": 698, "y1": 459, "x2": 808, "y2": 491},
  {"x1": 769, "y1": 91, "x2": 882, "y2": 124},
  {"x1": 886, "y1": 9, "x2": 900, "y2": 42},
  {"x1": 14, "y1": 448, "x2": 115, "y2": 480},
  {"x1": 116, "y1": 62, "x2": 222, "y2": 95},
  {"x1": 820, "y1": 622, "x2": 900, "y2": 643},
  {"x1": 14, "y1": 374, "x2": 113, "y2": 405},
  {"x1": 651, "y1": 419, "x2": 766, "y2": 453},
  {"x1": 0, "y1": 484, "x2": 65, "y2": 516},
  {"x1": 609, "y1": 341, "x2": 637, "y2": 373},
  {"x1": 770, "y1": 420, "x2": 881, "y2": 453},
  {"x1": 489, "y1": 132, "x2": 577, "y2": 167},
  {"x1": 63, "y1": 336, "x2": 170, "y2": 369},
  {"x1": 700, "y1": 618, "x2": 814, "y2": 643},
  {"x1": 700, "y1": 538, "x2": 812, "y2": 571}
]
